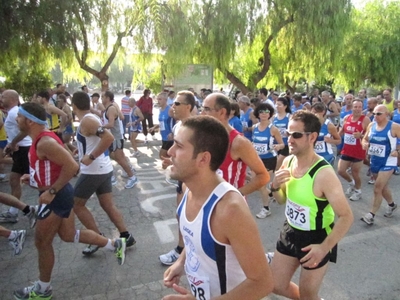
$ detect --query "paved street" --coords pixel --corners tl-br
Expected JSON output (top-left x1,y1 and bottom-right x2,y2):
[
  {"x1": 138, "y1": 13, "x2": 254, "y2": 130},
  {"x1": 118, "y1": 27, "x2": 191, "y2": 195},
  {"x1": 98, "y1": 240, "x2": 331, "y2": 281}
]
[{"x1": 1, "y1": 126, "x2": 400, "y2": 299}]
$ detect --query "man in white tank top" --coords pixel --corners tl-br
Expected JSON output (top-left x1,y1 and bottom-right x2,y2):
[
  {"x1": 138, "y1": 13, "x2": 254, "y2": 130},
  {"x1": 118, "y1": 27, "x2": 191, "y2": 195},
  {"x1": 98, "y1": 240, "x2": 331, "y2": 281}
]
[{"x1": 163, "y1": 115, "x2": 273, "y2": 299}]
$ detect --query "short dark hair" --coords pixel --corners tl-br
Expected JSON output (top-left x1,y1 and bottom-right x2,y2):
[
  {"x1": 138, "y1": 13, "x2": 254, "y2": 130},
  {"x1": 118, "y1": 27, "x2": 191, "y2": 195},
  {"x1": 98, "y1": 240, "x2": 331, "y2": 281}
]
[
  {"x1": 177, "y1": 90, "x2": 196, "y2": 112},
  {"x1": 37, "y1": 91, "x2": 50, "y2": 101},
  {"x1": 259, "y1": 88, "x2": 268, "y2": 96},
  {"x1": 183, "y1": 116, "x2": 229, "y2": 171},
  {"x1": 277, "y1": 97, "x2": 291, "y2": 114},
  {"x1": 104, "y1": 90, "x2": 114, "y2": 101},
  {"x1": 144, "y1": 89, "x2": 151, "y2": 95},
  {"x1": 311, "y1": 102, "x2": 327, "y2": 116},
  {"x1": 168, "y1": 90, "x2": 175, "y2": 96},
  {"x1": 72, "y1": 91, "x2": 91, "y2": 110},
  {"x1": 56, "y1": 83, "x2": 62, "y2": 88},
  {"x1": 57, "y1": 94, "x2": 67, "y2": 102},
  {"x1": 254, "y1": 102, "x2": 274, "y2": 119},
  {"x1": 81, "y1": 85, "x2": 87, "y2": 91},
  {"x1": 230, "y1": 102, "x2": 240, "y2": 117},
  {"x1": 293, "y1": 94, "x2": 302, "y2": 102},
  {"x1": 21, "y1": 102, "x2": 46, "y2": 121},
  {"x1": 214, "y1": 93, "x2": 231, "y2": 117},
  {"x1": 290, "y1": 110, "x2": 321, "y2": 137},
  {"x1": 125, "y1": 90, "x2": 131, "y2": 95}
]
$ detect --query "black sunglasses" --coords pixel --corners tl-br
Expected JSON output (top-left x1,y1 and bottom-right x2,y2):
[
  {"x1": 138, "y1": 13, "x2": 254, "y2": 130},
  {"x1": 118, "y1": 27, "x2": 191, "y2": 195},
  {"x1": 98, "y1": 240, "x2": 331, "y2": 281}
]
[
  {"x1": 173, "y1": 101, "x2": 188, "y2": 106},
  {"x1": 285, "y1": 131, "x2": 311, "y2": 139},
  {"x1": 372, "y1": 112, "x2": 384, "y2": 116}
]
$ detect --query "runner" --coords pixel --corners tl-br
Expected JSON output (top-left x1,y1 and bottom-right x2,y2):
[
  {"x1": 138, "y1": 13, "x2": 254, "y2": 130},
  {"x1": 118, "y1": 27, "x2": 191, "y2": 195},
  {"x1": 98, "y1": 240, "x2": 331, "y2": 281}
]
[
  {"x1": 13, "y1": 102, "x2": 126, "y2": 300},
  {"x1": 270, "y1": 110, "x2": 353, "y2": 300},
  {"x1": 163, "y1": 115, "x2": 273, "y2": 299},
  {"x1": 361, "y1": 105, "x2": 400, "y2": 225}
]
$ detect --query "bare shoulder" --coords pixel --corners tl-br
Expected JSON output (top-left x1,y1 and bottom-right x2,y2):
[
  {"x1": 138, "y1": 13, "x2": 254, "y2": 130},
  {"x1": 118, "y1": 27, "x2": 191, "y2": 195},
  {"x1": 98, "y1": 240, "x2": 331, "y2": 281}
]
[{"x1": 214, "y1": 190, "x2": 249, "y2": 221}]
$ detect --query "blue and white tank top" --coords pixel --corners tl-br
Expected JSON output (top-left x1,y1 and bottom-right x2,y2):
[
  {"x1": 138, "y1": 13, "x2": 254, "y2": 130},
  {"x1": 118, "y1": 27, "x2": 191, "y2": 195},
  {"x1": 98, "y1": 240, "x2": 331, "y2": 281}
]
[
  {"x1": 158, "y1": 106, "x2": 174, "y2": 141},
  {"x1": 177, "y1": 182, "x2": 246, "y2": 299},
  {"x1": 252, "y1": 123, "x2": 276, "y2": 159},
  {"x1": 392, "y1": 109, "x2": 400, "y2": 124},
  {"x1": 314, "y1": 119, "x2": 334, "y2": 162},
  {"x1": 339, "y1": 106, "x2": 352, "y2": 127},
  {"x1": 273, "y1": 113, "x2": 290, "y2": 145},
  {"x1": 368, "y1": 121, "x2": 397, "y2": 167},
  {"x1": 240, "y1": 108, "x2": 253, "y2": 141},
  {"x1": 129, "y1": 107, "x2": 143, "y2": 132}
]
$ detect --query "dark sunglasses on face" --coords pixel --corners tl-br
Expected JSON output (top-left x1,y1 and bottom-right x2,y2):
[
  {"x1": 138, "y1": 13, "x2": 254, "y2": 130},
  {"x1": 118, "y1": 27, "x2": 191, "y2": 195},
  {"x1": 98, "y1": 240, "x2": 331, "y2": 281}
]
[
  {"x1": 173, "y1": 101, "x2": 188, "y2": 106},
  {"x1": 285, "y1": 131, "x2": 311, "y2": 139},
  {"x1": 372, "y1": 112, "x2": 384, "y2": 116}
]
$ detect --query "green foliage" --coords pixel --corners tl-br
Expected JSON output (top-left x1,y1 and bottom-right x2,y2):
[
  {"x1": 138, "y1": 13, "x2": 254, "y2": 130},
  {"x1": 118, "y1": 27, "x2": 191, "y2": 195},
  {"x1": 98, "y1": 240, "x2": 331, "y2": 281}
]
[
  {"x1": 4, "y1": 66, "x2": 52, "y2": 101},
  {"x1": 335, "y1": 0, "x2": 400, "y2": 89}
]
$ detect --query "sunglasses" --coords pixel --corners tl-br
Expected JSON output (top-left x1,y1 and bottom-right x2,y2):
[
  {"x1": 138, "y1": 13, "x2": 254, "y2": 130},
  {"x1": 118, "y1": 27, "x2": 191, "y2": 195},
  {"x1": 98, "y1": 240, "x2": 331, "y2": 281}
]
[
  {"x1": 259, "y1": 110, "x2": 270, "y2": 114},
  {"x1": 372, "y1": 112, "x2": 384, "y2": 116},
  {"x1": 173, "y1": 101, "x2": 189, "y2": 106},
  {"x1": 285, "y1": 131, "x2": 311, "y2": 139}
]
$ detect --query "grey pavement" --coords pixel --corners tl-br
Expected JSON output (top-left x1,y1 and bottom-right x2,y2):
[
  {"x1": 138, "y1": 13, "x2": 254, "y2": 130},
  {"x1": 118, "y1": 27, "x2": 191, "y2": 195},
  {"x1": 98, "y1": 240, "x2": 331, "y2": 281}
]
[{"x1": 1, "y1": 133, "x2": 400, "y2": 299}]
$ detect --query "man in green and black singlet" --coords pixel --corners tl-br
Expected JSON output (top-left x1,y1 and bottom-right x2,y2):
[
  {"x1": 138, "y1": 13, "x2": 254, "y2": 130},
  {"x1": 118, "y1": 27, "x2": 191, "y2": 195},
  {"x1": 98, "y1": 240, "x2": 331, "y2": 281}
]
[{"x1": 269, "y1": 110, "x2": 354, "y2": 300}]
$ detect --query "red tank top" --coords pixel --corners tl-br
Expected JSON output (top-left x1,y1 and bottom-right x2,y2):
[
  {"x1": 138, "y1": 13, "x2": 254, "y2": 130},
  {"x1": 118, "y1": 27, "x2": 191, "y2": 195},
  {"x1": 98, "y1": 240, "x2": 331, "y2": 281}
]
[
  {"x1": 29, "y1": 131, "x2": 63, "y2": 188},
  {"x1": 218, "y1": 129, "x2": 247, "y2": 188},
  {"x1": 341, "y1": 114, "x2": 366, "y2": 160}
]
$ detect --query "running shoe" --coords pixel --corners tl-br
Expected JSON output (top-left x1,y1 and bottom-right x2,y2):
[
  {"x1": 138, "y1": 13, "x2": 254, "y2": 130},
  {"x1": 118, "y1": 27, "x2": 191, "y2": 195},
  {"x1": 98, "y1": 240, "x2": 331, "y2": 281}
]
[
  {"x1": 394, "y1": 168, "x2": 400, "y2": 175},
  {"x1": 130, "y1": 151, "x2": 140, "y2": 158},
  {"x1": 121, "y1": 166, "x2": 137, "y2": 178},
  {"x1": 368, "y1": 178, "x2": 375, "y2": 185},
  {"x1": 111, "y1": 175, "x2": 117, "y2": 186},
  {"x1": 13, "y1": 281, "x2": 53, "y2": 300},
  {"x1": 82, "y1": 233, "x2": 104, "y2": 255},
  {"x1": 361, "y1": 213, "x2": 374, "y2": 225},
  {"x1": 125, "y1": 176, "x2": 138, "y2": 189},
  {"x1": 0, "y1": 211, "x2": 18, "y2": 223},
  {"x1": 114, "y1": 238, "x2": 126, "y2": 265},
  {"x1": 25, "y1": 206, "x2": 37, "y2": 229},
  {"x1": 345, "y1": 183, "x2": 355, "y2": 196},
  {"x1": 256, "y1": 208, "x2": 271, "y2": 219},
  {"x1": 125, "y1": 234, "x2": 136, "y2": 247},
  {"x1": 349, "y1": 190, "x2": 362, "y2": 201},
  {"x1": 9, "y1": 230, "x2": 26, "y2": 256},
  {"x1": 384, "y1": 203, "x2": 397, "y2": 218},
  {"x1": 266, "y1": 252, "x2": 274, "y2": 264},
  {"x1": 159, "y1": 249, "x2": 180, "y2": 266}
]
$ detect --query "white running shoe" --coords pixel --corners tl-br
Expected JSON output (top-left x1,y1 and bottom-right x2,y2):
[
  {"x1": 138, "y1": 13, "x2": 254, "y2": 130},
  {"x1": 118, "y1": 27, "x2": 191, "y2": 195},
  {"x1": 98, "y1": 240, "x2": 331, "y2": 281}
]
[
  {"x1": 384, "y1": 203, "x2": 397, "y2": 218},
  {"x1": 349, "y1": 190, "x2": 362, "y2": 201},
  {"x1": 361, "y1": 213, "x2": 374, "y2": 225},
  {"x1": 345, "y1": 183, "x2": 355, "y2": 195},
  {"x1": 125, "y1": 176, "x2": 138, "y2": 189},
  {"x1": 256, "y1": 208, "x2": 271, "y2": 219},
  {"x1": 9, "y1": 230, "x2": 26, "y2": 256},
  {"x1": 159, "y1": 249, "x2": 180, "y2": 266}
]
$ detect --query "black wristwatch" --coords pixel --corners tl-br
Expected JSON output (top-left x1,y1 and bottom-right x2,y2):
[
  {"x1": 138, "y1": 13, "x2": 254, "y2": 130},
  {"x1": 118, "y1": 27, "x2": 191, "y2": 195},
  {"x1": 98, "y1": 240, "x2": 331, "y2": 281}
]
[
  {"x1": 49, "y1": 187, "x2": 57, "y2": 195},
  {"x1": 96, "y1": 126, "x2": 105, "y2": 136},
  {"x1": 89, "y1": 154, "x2": 96, "y2": 160},
  {"x1": 270, "y1": 185, "x2": 281, "y2": 192}
]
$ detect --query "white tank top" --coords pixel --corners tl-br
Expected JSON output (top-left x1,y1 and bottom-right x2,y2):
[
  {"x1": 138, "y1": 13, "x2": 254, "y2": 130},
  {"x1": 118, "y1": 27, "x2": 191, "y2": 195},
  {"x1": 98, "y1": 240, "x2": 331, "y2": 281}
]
[
  {"x1": 76, "y1": 114, "x2": 113, "y2": 174},
  {"x1": 177, "y1": 182, "x2": 246, "y2": 299}
]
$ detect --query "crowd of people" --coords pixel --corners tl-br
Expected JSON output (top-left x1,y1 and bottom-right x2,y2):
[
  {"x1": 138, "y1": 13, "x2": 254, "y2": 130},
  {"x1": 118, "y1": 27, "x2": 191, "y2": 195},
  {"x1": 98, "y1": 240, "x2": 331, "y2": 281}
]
[{"x1": 0, "y1": 84, "x2": 398, "y2": 299}]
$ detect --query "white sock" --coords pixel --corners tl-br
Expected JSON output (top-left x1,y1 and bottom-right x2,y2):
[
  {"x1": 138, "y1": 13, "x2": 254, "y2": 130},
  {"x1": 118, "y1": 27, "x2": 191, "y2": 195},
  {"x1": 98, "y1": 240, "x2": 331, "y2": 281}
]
[
  {"x1": 74, "y1": 230, "x2": 80, "y2": 243},
  {"x1": 37, "y1": 280, "x2": 51, "y2": 292},
  {"x1": 104, "y1": 239, "x2": 114, "y2": 250},
  {"x1": 8, "y1": 230, "x2": 17, "y2": 240},
  {"x1": 9, "y1": 207, "x2": 18, "y2": 215}
]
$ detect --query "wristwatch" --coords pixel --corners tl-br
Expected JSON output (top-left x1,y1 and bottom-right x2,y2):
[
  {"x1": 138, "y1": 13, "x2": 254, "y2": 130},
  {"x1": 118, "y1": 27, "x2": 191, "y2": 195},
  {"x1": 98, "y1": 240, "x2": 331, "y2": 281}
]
[
  {"x1": 89, "y1": 154, "x2": 96, "y2": 160},
  {"x1": 49, "y1": 187, "x2": 57, "y2": 195},
  {"x1": 270, "y1": 185, "x2": 281, "y2": 192}
]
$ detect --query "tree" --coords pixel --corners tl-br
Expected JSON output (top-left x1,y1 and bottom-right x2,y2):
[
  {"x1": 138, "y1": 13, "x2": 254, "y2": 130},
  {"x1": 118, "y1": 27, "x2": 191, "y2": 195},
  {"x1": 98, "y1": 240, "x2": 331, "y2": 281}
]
[
  {"x1": 335, "y1": 0, "x2": 400, "y2": 89},
  {"x1": 156, "y1": 0, "x2": 352, "y2": 94}
]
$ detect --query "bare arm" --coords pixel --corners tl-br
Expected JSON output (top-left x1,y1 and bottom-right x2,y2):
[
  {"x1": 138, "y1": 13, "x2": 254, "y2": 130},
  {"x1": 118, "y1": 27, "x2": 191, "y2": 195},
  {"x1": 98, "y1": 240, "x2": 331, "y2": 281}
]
[
  {"x1": 271, "y1": 126, "x2": 285, "y2": 151},
  {"x1": 79, "y1": 116, "x2": 114, "y2": 166},
  {"x1": 300, "y1": 167, "x2": 353, "y2": 268},
  {"x1": 231, "y1": 135, "x2": 270, "y2": 195},
  {"x1": 325, "y1": 122, "x2": 342, "y2": 145},
  {"x1": 102, "y1": 106, "x2": 118, "y2": 129}
]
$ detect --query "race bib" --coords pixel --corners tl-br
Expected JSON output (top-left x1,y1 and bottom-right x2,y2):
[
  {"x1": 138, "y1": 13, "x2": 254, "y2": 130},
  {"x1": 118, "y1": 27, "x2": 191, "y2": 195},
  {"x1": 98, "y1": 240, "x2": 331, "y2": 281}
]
[
  {"x1": 344, "y1": 133, "x2": 356, "y2": 145},
  {"x1": 186, "y1": 271, "x2": 211, "y2": 300},
  {"x1": 278, "y1": 127, "x2": 286, "y2": 137},
  {"x1": 159, "y1": 121, "x2": 165, "y2": 131},
  {"x1": 314, "y1": 141, "x2": 326, "y2": 153},
  {"x1": 368, "y1": 143, "x2": 386, "y2": 157},
  {"x1": 286, "y1": 199, "x2": 310, "y2": 230},
  {"x1": 253, "y1": 143, "x2": 269, "y2": 155},
  {"x1": 29, "y1": 166, "x2": 38, "y2": 188},
  {"x1": 241, "y1": 121, "x2": 248, "y2": 129}
]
